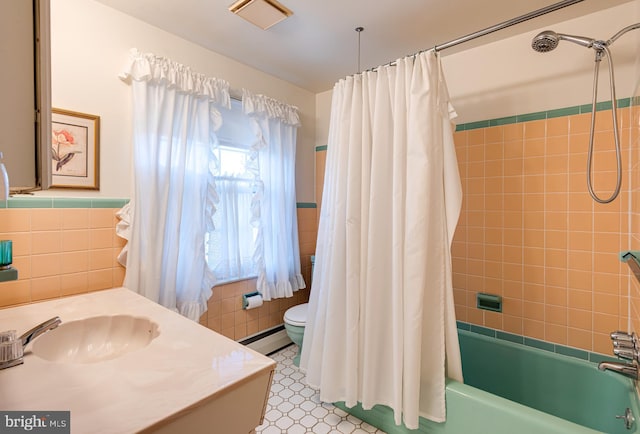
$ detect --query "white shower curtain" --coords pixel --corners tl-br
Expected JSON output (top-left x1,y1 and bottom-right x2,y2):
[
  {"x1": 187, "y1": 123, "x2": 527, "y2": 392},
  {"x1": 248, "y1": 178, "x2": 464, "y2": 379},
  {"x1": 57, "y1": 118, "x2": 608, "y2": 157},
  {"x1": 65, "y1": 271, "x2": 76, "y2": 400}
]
[{"x1": 299, "y1": 51, "x2": 462, "y2": 429}]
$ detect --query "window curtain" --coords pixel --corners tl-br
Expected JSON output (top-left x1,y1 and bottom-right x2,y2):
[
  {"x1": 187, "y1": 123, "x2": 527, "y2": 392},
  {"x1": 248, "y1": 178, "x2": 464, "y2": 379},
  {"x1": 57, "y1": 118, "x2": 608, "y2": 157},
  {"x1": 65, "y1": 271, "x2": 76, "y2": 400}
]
[
  {"x1": 242, "y1": 89, "x2": 305, "y2": 301},
  {"x1": 118, "y1": 49, "x2": 230, "y2": 320},
  {"x1": 299, "y1": 51, "x2": 463, "y2": 428},
  {"x1": 208, "y1": 178, "x2": 255, "y2": 280}
]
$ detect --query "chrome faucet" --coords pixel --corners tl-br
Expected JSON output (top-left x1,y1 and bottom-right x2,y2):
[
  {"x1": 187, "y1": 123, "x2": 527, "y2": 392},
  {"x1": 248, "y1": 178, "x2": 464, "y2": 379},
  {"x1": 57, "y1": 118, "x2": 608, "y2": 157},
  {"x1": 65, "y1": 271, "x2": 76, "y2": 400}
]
[
  {"x1": 598, "y1": 361, "x2": 639, "y2": 380},
  {"x1": 599, "y1": 330, "x2": 640, "y2": 380},
  {"x1": 20, "y1": 317, "x2": 61, "y2": 347},
  {"x1": 0, "y1": 317, "x2": 61, "y2": 370}
]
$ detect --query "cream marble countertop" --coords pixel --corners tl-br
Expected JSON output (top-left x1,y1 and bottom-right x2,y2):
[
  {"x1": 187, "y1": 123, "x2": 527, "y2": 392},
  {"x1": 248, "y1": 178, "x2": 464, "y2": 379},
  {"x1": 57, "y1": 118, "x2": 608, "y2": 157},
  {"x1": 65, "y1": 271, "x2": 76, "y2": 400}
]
[{"x1": 0, "y1": 287, "x2": 276, "y2": 433}]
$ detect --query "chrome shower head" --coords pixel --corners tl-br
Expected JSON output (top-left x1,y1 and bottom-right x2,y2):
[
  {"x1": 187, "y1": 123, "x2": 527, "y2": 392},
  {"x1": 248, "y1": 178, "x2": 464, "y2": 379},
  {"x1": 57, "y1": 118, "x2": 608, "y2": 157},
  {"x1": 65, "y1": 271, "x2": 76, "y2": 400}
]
[
  {"x1": 531, "y1": 30, "x2": 595, "y2": 52},
  {"x1": 531, "y1": 30, "x2": 559, "y2": 52}
]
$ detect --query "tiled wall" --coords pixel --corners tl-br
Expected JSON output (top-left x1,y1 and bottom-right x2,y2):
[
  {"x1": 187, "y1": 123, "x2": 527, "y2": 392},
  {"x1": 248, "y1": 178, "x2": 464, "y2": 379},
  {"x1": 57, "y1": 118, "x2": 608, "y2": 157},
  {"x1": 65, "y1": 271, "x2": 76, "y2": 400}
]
[
  {"x1": 0, "y1": 198, "x2": 316, "y2": 343},
  {"x1": 198, "y1": 206, "x2": 316, "y2": 341},
  {"x1": 631, "y1": 92, "x2": 640, "y2": 335},
  {"x1": 452, "y1": 99, "x2": 638, "y2": 355},
  {"x1": 0, "y1": 198, "x2": 128, "y2": 307}
]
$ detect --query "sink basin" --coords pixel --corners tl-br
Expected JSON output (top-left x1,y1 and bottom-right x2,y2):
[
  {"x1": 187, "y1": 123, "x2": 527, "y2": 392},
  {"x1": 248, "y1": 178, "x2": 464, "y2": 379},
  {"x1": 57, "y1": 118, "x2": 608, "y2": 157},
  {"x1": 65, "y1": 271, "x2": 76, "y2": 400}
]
[{"x1": 31, "y1": 315, "x2": 159, "y2": 363}]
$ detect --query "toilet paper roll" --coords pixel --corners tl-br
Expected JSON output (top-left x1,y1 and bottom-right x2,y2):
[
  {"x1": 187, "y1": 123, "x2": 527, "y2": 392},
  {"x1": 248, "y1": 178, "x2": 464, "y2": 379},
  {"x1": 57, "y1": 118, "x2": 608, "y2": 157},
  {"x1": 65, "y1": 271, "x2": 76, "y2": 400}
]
[{"x1": 243, "y1": 293, "x2": 263, "y2": 310}]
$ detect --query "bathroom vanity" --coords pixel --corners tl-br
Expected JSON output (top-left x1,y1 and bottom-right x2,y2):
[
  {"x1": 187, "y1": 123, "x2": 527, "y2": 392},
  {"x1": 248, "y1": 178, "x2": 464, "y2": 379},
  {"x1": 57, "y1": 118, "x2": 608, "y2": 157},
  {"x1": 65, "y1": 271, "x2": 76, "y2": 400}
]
[{"x1": 0, "y1": 288, "x2": 276, "y2": 433}]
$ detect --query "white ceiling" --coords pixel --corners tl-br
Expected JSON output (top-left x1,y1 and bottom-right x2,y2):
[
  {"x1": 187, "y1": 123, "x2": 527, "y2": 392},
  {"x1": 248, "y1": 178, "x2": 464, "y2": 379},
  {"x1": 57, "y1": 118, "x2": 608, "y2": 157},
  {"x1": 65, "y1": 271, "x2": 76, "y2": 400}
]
[{"x1": 94, "y1": 0, "x2": 634, "y2": 93}]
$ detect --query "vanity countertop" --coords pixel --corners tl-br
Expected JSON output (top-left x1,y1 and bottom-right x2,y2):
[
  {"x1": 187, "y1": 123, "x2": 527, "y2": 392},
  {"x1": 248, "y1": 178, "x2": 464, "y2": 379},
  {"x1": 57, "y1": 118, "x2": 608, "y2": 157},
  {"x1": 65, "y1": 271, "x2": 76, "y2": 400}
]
[{"x1": 0, "y1": 287, "x2": 276, "y2": 433}]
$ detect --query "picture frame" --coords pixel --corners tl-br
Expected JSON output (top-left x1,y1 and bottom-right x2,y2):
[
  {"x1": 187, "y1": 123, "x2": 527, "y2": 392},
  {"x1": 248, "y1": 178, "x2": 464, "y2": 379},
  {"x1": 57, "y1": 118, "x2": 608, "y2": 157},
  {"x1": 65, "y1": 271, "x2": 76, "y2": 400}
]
[{"x1": 51, "y1": 108, "x2": 100, "y2": 190}]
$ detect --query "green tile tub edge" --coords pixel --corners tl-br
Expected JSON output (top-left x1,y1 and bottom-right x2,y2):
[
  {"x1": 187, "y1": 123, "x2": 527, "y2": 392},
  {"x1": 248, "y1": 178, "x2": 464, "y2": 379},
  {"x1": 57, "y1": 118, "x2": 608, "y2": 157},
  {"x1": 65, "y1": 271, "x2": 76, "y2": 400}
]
[
  {"x1": 456, "y1": 96, "x2": 633, "y2": 131},
  {"x1": 457, "y1": 321, "x2": 616, "y2": 364},
  {"x1": 1, "y1": 197, "x2": 130, "y2": 209}
]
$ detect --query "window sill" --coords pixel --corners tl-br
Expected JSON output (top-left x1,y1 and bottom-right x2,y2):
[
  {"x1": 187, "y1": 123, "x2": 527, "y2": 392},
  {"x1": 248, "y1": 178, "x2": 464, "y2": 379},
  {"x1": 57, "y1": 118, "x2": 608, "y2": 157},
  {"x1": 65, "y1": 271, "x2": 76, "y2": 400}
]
[{"x1": 213, "y1": 275, "x2": 258, "y2": 287}]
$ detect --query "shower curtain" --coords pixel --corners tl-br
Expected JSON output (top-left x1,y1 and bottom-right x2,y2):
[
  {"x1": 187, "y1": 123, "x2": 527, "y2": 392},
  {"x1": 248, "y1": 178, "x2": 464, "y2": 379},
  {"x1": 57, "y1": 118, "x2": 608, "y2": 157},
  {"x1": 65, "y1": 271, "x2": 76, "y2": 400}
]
[{"x1": 299, "y1": 51, "x2": 462, "y2": 429}]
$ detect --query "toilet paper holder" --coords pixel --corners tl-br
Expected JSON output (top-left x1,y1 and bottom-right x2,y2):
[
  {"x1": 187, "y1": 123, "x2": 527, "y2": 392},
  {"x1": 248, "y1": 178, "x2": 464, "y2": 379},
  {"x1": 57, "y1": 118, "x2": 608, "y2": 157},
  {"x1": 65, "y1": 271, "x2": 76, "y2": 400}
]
[{"x1": 242, "y1": 291, "x2": 263, "y2": 310}]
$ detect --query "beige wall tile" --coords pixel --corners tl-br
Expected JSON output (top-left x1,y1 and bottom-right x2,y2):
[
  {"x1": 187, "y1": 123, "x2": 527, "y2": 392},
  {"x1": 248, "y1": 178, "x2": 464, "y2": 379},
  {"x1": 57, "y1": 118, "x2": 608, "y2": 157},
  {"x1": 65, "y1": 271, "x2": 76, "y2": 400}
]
[
  {"x1": 31, "y1": 276, "x2": 61, "y2": 301},
  {"x1": 89, "y1": 248, "x2": 113, "y2": 270},
  {"x1": 31, "y1": 254, "x2": 62, "y2": 278},
  {"x1": 31, "y1": 209, "x2": 62, "y2": 231},
  {"x1": 90, "y1": 228, "x2": 113, "y2": 249},
  {"x1": 62, "y1": 209, "x2": 90, "y2": 230},
  {"x1": 90, "y1": 208, "x2": 116, "y2": 229},
  {"x1": 454, "y1": 112, "x2": 638, "y2": 354},
  {"x1": 62, "y1": 230, "x2": 90, "y2": 252},
  {"x1": 88, "y1": 269, "x2": 113, "y2": 291},
  {"x1": 0, "y1": 209, "x2": 129, "y2": 310},
  {"x1": 0, "y1": 280, "x2": 31, "y2": 307},
  {"x1": 0, "y1": 209, "x2": 31, "y2": 233},
  {"x1": 32, "y1": 231, "x2": 62, "y2": 255},
  {"x1": 60, "y1": 251, "x2": 89, "y2": 274},
  {"x1": 1, "y1": 232, "x2": 31, "y2": 257}
]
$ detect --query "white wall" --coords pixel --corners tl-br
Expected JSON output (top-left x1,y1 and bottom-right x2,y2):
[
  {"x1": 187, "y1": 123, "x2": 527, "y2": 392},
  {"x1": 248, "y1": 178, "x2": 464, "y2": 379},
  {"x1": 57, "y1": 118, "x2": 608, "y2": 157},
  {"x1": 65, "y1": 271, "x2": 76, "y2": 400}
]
[
  {"x1": 314, "y1": 2, "x2": 638, "y2": 142},
  {"x1": 315, "y1": 90, "x2": 332, "y2": 148},
  {"x1": 442, "y1": 2, "x2": 638, "y2": 123},
  {"x1": 48, "y1": 0, "x2": 316, "y2": 201}
]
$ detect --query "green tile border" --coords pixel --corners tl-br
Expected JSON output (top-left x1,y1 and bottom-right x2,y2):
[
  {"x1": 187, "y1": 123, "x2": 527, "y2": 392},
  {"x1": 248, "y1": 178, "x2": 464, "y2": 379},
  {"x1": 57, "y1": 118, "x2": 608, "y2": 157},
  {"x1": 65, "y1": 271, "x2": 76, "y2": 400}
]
[
  {"x1": 469, "y1": 324, "x2": 496, "y2": 337},
  {"x1": 89, "y1": 199, "x2": 129, "y2": 208},
  {"x1": 555, "y1": 345, "x2": 588, "y2": 361},
  {"x1": 458, "y1": 321, "x2": 612, "y2": 364},
  {"x1": 496, "y1": 331, "x2": 524, "y2": 345},
  {"x1": 456, "y1": 96, "x2": 633, "y2": 132},
  {"x1": 8, "y1": 198, "x2": 53, "y2": 208},
  {"x1": 0, "y1": 197, "x2": 129, "y2": 209},
  {"x1": 315, "y1": 145, "x2": 328, "y2": 152},
  {"x1": 524, "y1": 337, "x2": 555, "y2": 353},
  {"x1": 296, "y1": 202, "x2": 317, "y2": 209},
  {"x1": 2, "y1": 197, "x2": 312, "y2": 210}
]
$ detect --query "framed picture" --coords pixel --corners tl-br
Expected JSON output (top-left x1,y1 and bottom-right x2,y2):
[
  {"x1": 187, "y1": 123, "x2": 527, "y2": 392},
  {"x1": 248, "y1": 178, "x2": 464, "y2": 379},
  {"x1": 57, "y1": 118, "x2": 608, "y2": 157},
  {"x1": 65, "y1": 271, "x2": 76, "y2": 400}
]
[{"x1": 51, "y1": 108, "x2": 100, "y2": 189}]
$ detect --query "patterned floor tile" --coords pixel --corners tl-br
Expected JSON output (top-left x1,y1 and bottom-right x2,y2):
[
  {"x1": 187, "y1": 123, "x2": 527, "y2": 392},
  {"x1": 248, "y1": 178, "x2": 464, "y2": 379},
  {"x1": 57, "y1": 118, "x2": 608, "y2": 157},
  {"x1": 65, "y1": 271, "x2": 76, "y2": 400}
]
[{"x1": 256, "y1": 345, "x2": 387, "y2": 434}]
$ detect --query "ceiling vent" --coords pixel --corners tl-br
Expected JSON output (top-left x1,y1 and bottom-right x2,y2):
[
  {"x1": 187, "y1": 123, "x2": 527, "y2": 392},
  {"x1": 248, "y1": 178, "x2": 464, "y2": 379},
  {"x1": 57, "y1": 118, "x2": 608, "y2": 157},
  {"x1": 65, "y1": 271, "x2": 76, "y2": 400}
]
[{"x1": 228, "y1": 0, "x2": 293, "y2": 30}]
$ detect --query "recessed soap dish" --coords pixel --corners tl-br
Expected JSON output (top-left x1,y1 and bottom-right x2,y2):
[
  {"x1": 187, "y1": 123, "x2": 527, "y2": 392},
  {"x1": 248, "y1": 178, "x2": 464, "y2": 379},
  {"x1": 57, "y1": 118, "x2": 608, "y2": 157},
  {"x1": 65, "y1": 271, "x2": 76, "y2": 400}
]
[{"x1": 477, "y1": 293, "x2": 502, "y2": 313}]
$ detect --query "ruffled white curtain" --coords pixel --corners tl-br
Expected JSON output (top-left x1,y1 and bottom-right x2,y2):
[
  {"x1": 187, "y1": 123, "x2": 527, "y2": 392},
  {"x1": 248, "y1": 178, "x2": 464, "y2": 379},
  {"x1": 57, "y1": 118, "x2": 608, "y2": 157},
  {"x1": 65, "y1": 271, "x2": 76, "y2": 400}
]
[
  {"x1": 300, "y1": 51, "x2": 462, "y2": 428},
  {"x1": 242, "y1": 89, "x2": 305, "y2": 301},
  {"x1": 118, "y1": 49, "x2": 230, "y2": 320}
]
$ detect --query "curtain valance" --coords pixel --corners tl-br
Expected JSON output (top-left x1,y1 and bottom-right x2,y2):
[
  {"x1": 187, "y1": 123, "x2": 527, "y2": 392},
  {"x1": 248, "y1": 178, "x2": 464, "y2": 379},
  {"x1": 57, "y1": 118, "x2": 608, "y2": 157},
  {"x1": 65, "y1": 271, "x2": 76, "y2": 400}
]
[
  {"x1": 242, "y1": 89, "x2": 300, "y2": 127},
  {"x1": 120, "y1": 48, "x2": 231, "y2": 108}
]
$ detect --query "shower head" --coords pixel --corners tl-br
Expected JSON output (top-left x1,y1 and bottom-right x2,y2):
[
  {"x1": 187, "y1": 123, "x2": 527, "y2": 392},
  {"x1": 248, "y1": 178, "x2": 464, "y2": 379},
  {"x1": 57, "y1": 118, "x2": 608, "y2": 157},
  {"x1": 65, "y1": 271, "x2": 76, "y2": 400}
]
[{"x1": 531, "y1": 30, "x2": 595, "y2": 52}]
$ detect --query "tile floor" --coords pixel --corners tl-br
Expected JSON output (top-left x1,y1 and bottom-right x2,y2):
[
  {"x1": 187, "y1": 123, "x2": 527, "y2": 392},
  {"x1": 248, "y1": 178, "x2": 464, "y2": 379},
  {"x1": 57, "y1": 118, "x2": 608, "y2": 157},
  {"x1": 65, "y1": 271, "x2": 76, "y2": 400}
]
[{"x1": 256, "y1": 345, "x2": 387, "y2": 434}]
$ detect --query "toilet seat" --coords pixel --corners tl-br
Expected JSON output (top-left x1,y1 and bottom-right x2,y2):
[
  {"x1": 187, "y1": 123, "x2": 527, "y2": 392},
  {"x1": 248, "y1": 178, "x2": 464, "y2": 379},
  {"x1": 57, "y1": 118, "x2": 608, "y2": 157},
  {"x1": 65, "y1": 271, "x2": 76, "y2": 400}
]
[{"x1": 284, "y1": 303, "x2": 308, "y2": 327}]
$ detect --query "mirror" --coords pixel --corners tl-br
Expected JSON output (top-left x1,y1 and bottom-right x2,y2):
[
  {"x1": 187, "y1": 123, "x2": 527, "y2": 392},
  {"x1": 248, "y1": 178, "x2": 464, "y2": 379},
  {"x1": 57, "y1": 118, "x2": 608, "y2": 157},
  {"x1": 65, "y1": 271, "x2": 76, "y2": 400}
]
[{"x1": 0, "y1": 0, "x2": 50, "y2": 192}]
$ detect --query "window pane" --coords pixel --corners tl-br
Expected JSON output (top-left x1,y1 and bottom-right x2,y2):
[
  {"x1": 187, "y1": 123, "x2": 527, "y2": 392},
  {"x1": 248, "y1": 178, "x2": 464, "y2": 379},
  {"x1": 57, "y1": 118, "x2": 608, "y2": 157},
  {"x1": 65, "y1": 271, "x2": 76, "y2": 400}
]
[{"x1": 207, "y1": 101, "x2": 257, "y2": 282}]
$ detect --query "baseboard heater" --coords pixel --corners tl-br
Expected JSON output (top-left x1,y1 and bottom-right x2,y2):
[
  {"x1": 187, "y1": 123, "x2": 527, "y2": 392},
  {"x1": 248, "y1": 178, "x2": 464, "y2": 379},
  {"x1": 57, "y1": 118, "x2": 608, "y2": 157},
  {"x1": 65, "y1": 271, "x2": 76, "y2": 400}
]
[{"x1": 239, "y1": 324, "x2": 292, "y2": 356}]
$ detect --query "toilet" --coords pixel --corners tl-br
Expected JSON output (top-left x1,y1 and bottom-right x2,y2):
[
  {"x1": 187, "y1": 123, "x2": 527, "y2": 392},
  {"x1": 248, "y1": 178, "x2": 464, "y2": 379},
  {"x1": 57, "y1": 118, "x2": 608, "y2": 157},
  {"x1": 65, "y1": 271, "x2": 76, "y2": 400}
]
[
  {"x1": 284, "y1": 302, "x2": 308, "y2": 367},
  {"x1": 284, "y1": 255, "x2": 313, "y2": 367}
]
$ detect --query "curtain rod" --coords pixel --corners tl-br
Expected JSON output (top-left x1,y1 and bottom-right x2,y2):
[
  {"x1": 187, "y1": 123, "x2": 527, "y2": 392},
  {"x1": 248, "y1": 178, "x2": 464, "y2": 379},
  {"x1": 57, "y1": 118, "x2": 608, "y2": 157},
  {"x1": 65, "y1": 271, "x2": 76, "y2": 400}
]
[
  {"x1": 433, "y1": 0, "x2": 584, "y2": 52},
  {"x1": 361, "y1": 0, "x2": 584, "y2": 73}
]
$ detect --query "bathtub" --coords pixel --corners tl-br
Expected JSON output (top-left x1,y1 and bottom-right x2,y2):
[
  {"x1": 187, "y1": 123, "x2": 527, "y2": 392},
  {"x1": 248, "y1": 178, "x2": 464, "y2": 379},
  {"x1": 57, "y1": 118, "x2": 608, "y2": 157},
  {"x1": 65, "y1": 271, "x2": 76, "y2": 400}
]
[{"x1": 336, "y1": 329, "x2": 640, "y2": 434}]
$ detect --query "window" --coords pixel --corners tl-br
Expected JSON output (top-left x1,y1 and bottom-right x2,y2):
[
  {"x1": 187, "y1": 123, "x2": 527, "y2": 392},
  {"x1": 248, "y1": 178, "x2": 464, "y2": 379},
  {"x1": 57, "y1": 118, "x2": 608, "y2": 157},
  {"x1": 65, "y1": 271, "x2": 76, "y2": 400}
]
[{"x1": 206, "y1": 100, "x2": 258, "y2": 282}]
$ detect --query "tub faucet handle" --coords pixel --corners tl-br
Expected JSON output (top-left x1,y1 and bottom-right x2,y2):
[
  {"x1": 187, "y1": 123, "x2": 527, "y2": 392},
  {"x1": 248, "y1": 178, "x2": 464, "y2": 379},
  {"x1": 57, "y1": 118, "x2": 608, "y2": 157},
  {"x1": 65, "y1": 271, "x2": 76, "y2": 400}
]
[
  {"x1": 614, "y1": 347, "x2": 639, "y2": 362},
  {"x1": 613, "y1": 339, "x2": 637, "y2": 350},
  {"x1": 616, "y1": 408, "x2": 635, "y2": 430},
  {"x1": 610, "y1": 331, "x2": 636, "y2": 342}
]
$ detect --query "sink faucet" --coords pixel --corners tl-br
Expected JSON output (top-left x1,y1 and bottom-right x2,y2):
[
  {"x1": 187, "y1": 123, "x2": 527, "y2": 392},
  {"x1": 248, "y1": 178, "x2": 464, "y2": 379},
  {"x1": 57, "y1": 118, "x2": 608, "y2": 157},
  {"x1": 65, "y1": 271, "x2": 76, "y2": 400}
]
[
  {"x1": 0, "y1": 317, "x2": 61, "y2": 370},
  {"x1": 598, "y1": 361, "x2": 639, "y2": 380},
  {"x1": 20, "y1": 316, "x2": 61, "y2": 347}
]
